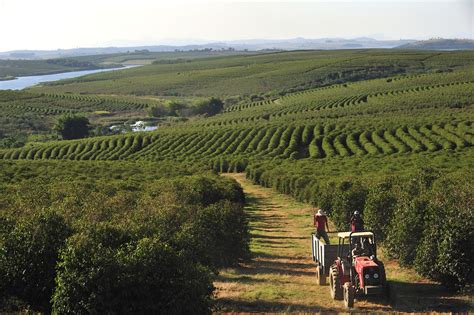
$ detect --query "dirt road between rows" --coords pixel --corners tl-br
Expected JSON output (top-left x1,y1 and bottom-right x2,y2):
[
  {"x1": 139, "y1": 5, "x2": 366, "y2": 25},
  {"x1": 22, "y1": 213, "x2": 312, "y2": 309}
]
[{"x1": 214, "y1": 173, "x2": 472, "y2": 313}]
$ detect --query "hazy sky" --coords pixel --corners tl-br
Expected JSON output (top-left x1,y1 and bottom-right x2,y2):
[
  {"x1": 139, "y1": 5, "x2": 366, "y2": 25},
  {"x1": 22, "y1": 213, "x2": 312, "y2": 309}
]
[{"x1": 0, "y1": 0, "x2": 472, "y2": 51}]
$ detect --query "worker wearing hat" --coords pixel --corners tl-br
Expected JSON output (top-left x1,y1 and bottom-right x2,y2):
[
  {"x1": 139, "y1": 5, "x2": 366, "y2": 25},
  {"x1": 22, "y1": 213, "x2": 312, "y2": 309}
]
[
  {"x1": 350, "y1": 210, "x2": 364, "y2": 232},
  {"x1": 314, "y1": 209, "x2": 330, "y2": 244}
]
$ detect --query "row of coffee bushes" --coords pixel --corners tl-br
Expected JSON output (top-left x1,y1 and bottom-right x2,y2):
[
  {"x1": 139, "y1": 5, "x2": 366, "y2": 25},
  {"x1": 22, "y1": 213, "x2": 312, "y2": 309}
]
[
  {"x1": 209, "y1": 157, "x2": 249, "y2": 173},
  {"x1": 0, "y1": 164, "x2": 249, "y2": 314},
  {"x1": 246, "y1": 160, "x2": 473, "y2": 290}
]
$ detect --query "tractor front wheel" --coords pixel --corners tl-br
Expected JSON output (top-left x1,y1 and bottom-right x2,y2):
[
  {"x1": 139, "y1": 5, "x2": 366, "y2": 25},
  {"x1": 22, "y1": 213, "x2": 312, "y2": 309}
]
[
  {"x1": 329, "y1": 265, "x2": 342, "y2": 300},
  {"x1": 343, "y1": 283, "x2": 354, "y2": 308}
]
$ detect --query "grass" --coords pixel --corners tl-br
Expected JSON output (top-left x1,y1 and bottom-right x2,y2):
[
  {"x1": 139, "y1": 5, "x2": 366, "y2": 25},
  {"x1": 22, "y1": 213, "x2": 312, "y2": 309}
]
[
  {"x1": 214, "y1": 173, "x2": 473, "y2": 313},
  {"x1": 92, "y1": 110, "x2": 111, "y2": 115}
]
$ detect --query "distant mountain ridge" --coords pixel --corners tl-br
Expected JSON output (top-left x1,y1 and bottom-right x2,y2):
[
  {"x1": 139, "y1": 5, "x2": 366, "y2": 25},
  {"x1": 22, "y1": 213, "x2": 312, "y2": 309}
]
[
  {"x1": 397, "y1": 38, "x2": 474, "y2": 50},
  {"x1": 0, "y1": 37, "x2": 416, "y2": 60}
]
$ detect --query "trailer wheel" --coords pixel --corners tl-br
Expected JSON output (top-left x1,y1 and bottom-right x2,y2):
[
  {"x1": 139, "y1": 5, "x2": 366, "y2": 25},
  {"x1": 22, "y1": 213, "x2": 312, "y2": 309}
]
[
  {"x1": 343, "y1": 283, "x2": 354, "y2": 308},
  {"x1": 316, "y1": 266, "x2": 326, "y2": 285},
  {"x1": 329, "y1": 265, "x2": 342, "y2": 300}
]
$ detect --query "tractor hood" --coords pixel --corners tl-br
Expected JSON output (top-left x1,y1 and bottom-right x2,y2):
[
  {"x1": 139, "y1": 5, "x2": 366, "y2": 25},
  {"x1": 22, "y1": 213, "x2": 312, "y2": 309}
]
[{"x1": 354, "y1": 256, "x2": 378, "y2": 274}]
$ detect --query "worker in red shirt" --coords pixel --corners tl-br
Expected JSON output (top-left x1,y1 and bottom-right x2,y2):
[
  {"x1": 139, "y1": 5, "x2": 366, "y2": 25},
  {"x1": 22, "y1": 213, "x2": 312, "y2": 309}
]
[
  {"x1": 314, "y1": 209, "x2": 330, "y2": 244},
  {"x1": 350, "y1": 211, "x2": 364, "y2": 232}
]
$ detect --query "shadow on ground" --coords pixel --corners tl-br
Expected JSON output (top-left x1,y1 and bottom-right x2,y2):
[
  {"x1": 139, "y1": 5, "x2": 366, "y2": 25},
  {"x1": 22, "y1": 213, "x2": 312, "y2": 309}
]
[
  {"x1": 214, "y1": 298, "x2": 333, "y2": 313},
  {"x1": 251, "y1": 233, "x2": 307, "y2": 240},
  {"x1": 388, "y1": 281, "x2": 473, "y2": 312}
]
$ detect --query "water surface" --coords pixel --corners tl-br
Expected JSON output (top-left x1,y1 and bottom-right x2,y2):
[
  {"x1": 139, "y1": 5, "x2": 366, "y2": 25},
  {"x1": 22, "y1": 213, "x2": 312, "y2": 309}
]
[{"x1": 0, "y1": 66, "x2": 135, "y2": 90}]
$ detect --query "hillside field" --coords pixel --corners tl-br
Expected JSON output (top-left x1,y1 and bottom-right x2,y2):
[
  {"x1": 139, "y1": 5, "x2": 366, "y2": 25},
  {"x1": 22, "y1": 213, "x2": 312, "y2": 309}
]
[{"x1": 0, "y1": 49, "x2": 472, "y2": 313}]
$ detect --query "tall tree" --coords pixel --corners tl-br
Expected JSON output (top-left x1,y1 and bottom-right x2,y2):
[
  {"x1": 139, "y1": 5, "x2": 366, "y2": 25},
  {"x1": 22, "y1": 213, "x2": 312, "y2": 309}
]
[
  {"x1": 195, "y1": 97, "x2": 224, "y2": 116},
  {"x1": 54, "y1": 114, "x2": 90, "y2": 140}
]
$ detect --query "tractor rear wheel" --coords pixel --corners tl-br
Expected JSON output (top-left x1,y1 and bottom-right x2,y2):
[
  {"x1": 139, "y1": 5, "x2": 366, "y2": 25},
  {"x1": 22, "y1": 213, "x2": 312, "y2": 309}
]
[
  {"x1": 383, "y1": 282, "x2": 391, "y2": 303},
  {"x1": 343, "y1": 283, "x2": 354, "y2": 308},
  {"x1": 329, "y1": 265, "x2": 342, "y2": 300},
  {"x1": 316, "y1": 266, "x2": 326, "y2": 285},
  {"x1": 379, "y1": 262, "x2": 387, "y2": 283}
]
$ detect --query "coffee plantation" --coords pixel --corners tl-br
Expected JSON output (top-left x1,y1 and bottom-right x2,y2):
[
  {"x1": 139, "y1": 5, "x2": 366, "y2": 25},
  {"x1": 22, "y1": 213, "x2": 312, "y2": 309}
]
[{"x1": 1, "y1": 49, "x2": 473, "y2": 312}]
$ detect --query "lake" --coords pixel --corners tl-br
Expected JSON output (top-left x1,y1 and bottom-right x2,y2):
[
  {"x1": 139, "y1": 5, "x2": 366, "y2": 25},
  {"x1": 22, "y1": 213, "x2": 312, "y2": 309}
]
[{"x1": 0, "y1": 65, "x2": 136, "y2": 90}]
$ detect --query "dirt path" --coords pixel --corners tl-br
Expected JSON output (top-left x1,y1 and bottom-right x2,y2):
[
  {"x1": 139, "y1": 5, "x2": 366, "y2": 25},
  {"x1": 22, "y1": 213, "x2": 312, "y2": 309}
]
[
  {"x1": 214, "y1": 173, "x2": 359, "y2": 312},
  {"x1": 214, "y1": 173, "x2": 473, "y2": 313}
]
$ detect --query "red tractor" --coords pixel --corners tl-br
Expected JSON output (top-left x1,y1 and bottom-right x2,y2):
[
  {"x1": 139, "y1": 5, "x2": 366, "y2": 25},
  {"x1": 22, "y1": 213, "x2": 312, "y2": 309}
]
[{"x1": 329, "y1": 231, "x2": 390, "y2": 308}]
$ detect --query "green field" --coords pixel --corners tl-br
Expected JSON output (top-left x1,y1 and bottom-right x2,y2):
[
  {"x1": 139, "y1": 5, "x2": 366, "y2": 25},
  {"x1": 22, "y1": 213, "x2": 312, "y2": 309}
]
[
  {"x1": 74, "y1": 50, "x2": 260, "y2": 65},
  {"x1": 3, "y1": 49, "x2": 472, "y2": 141},
  {"x1": 31, "y1": 50, "x2": 474, "y2": 97},
  {"x1": 0, "y1": 89, "x2": 168, "y2": 138},
  {"x1": 0, "y1": 50, "x2": 250, "y2": 79},
  {"x1": 0, "y1": 49, "x2": 472, "y2": 312},
  {"x1": 3, "y1": 59, "x2": 472, "y2": 161}
]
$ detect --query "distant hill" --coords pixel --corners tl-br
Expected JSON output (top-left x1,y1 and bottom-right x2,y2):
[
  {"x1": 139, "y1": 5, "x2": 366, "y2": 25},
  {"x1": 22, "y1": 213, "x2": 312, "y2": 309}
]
[
  {"x1": 0, "y1": 38, "x2": 416, "y2": 60},
  {"x1": 397, "y1": 38, "x2": 474, "y2": 50}
]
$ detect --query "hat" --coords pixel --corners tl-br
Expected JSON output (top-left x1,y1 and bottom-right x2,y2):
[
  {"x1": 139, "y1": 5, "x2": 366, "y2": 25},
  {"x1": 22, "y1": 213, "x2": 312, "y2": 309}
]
[{"x1": 317, "y1": 209, "x2": 325, "y2": 216}]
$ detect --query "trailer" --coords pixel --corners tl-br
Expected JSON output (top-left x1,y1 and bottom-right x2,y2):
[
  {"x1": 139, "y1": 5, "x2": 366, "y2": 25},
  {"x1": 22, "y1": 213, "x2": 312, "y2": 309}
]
[{"x1": 311, "y1": 233, "x2": 349, "y2": 285}]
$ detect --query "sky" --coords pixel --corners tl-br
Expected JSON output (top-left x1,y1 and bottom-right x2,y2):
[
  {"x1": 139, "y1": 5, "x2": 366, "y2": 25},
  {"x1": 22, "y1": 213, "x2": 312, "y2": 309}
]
[{"x1": 0, "y1": 0, "x2": 472, "y2": 51}]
